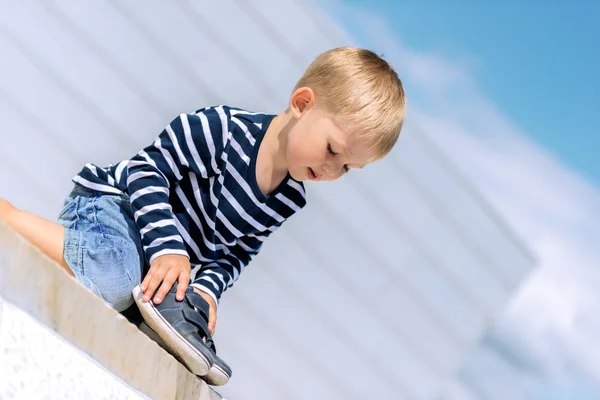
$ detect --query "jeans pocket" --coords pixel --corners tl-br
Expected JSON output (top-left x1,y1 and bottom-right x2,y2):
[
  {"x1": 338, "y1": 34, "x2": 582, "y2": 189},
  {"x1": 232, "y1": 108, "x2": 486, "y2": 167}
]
[
  {"x1": 95, "y1": 233, "x2": 143, "y2": 282},
  {"x1": 81, "y1": 232, "x2": 143, "y2": 312},
  {"x1": 57, "y1": 196, "x2": 78, "y2": 223}
]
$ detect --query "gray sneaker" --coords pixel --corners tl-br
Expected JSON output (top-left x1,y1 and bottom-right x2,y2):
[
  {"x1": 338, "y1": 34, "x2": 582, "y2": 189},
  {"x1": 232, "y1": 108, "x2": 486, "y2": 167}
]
[
  {"x1": 133, "y1": 283, "x2": 232, "y2": 385},
  {"x1": 132, "y1": 283, "x2": 215, "y2": 376},
  {"x1": 200, "y1": 335, "x2": 232, "y2": 386}
]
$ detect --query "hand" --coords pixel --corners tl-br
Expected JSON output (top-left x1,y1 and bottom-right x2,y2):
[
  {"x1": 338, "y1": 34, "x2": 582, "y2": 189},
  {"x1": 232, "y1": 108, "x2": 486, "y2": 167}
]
[
  {"x1": 192, "y1": 288, "x2": 218, "y2": 336},
  {"x1": 140, "y1": 254, "x2": 190, "y2": 304}
]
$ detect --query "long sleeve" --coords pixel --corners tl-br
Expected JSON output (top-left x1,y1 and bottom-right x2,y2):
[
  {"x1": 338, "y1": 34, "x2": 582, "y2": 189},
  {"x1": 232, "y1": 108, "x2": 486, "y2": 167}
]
[
  {"x1": 190, "y1": 225, "x2": 281, "y2": 306},
  {"x1": 126, "y1": 108, "x2": 227, "y2": 264}
]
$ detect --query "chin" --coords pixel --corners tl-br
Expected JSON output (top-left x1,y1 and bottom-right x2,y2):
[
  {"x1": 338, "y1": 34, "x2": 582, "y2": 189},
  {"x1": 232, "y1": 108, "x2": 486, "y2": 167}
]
[{"x1": 289, "y1": 170, "x2": 304, "y2": 181}]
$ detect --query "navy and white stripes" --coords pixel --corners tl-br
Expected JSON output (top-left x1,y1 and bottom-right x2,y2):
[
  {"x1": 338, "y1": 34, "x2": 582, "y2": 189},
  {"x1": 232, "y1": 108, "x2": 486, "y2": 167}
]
[{"x1": 72, "y1": 105, "x2": 307, "y2": 304}]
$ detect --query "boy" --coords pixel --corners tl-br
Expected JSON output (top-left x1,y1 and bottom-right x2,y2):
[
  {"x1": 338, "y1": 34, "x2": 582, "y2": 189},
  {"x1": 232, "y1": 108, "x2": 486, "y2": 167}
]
[{"x1": 0, "y1": 47, "x2": 406, "y2": 386}]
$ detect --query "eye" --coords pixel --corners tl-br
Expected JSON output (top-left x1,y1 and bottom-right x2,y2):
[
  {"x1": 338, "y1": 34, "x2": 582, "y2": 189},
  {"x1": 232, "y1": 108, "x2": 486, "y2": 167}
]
[
  {"x1": 328, "y1": 143, "x2": 349, "y2": 173},
  {"x1": 327, "y1": 143, "x2": 337, "y2": 155}
]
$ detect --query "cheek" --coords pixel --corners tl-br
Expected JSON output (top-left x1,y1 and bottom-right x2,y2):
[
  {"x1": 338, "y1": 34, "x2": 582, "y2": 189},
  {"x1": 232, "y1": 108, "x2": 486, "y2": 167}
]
[{"x1": 287, "y1": 134, "x2": 307, "y2": 163}]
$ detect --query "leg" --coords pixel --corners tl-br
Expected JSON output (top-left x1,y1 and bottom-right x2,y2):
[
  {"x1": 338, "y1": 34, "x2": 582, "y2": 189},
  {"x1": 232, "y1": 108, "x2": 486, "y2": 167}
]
[{"x1": 0, "y1": 198, "x2": 73, "y2": 277}]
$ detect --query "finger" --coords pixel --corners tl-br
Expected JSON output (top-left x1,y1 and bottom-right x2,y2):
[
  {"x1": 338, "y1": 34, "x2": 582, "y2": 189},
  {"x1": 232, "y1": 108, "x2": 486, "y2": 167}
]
[
  {"x1": 153, "y1": 270, "x2": 179, "y2": 304},
  {"x1": 140, "y1": 269, "x2": 154, "y2": 292},
  {"x1": 142, "y1": 265, "x2": 165, "y2": 302},
  {"x1": 176, "y1": 269, "x2": 191, "y2": 301},
  {"x1": 141, "y1": 261, "x2": 161, "y2": 292}
]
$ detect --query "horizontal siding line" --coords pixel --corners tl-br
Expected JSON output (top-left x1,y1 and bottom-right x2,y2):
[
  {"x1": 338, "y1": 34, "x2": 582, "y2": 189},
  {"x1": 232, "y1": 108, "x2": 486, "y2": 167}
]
[
  {"x1": 282, "y1": 218, "x2": 466, "y2": 376},
  {"x1": 0, "y1": 150, "x2": 58, "y2": 205},
  {"x1": 0, "y1": 87, "x2": 84, "y2": 163},
  {"x1": 310, "y1": 188, "x2": 478, "y2": 347},
  {"x1": 215, "y1": 337, "x2": 300, "y2": 400},
  {"x1": 261, "y1": 253, "x2": 422, "y2": 398},
  {"x1": 0, "y1": 18, "x2": 138, "y2": 150},
  {"x1": 294, "y1": 0, "x2": 354, "y2": 46},
  {"x1": 411, "y1": 124, "x2": 537, "y2": 267},
  {"x1": 233, "y1": 0, "x2": 306, "y2": 65},
  {"x1": 175, "y1": 1, "x2": 284, "y2": 108},
  {"x1": 345, "y1": 174, "x2": 504, "y2": 315},
  {"x1": 230, "y1": 289, "x2": 361, "y2": 400},
  {"x1": 42, "y1": 2, "x2": 169, "y2": 116},
  {"x1": 388, "y1": 152, "x2": 520, "y2": 293},
  {"x1": 107, "y1": 0, "x2": 224, "y2": 107}
]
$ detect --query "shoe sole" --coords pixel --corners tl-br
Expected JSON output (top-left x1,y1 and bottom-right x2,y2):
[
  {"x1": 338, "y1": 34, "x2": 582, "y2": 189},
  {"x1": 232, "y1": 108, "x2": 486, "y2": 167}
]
[
  {"x1": 140, "y1": 321, "x2": 230, "y2": 386},
  {"x1": 202, "y1": 363, "x2": 230, "y2": 386},
  {"x1": 132, "y1": 285, "x2": 212, "y2": 376}
]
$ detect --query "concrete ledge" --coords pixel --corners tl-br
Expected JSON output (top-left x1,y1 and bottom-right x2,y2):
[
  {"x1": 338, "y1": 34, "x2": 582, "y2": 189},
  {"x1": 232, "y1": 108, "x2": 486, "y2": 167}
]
[{"x1": 0, "y1": 222, "x2": 222, "y2": 400}]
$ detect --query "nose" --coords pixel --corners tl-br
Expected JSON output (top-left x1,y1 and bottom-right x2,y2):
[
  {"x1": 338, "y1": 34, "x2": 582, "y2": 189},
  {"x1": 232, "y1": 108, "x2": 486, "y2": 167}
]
[{"x1": 322, "y1": 161, "x2": 343, "y2": 177}]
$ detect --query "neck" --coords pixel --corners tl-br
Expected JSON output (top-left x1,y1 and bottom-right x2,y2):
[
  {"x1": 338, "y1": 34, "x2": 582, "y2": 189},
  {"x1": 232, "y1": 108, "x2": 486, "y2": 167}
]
[
  {"x1": 254, "y1": 110, "x2": 293, "y2": 195},
  {"x1": 263, "y1": 111, "x2": 292, "y2": 173}
]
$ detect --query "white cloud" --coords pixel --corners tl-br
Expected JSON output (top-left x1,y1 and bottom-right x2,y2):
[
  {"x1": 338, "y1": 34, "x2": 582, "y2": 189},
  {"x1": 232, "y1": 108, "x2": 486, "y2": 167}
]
[{"x1": 319, "y1": 0, "x2": 600, "y2": 398}]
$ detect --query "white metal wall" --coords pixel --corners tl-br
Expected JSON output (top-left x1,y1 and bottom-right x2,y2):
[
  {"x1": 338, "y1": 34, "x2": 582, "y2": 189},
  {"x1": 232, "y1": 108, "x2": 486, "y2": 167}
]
[{"x1": 0, "y1": 1, "x2": 535, "y2": 399}]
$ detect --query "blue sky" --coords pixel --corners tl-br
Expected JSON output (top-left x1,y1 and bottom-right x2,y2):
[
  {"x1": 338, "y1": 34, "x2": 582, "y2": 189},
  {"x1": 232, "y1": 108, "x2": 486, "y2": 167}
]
[
  {"x1": 321, "y1": 1, "x2": 600, "y2": 399},
  {"x1": 343, "y1": 0, "x2": 600, "y2": 187}
]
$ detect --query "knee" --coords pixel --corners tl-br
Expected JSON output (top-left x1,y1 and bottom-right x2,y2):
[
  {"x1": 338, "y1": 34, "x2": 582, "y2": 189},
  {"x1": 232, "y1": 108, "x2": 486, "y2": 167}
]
[
  {"x1": 78, "y1": 231, "x2": 142, "y2": 312},
  {"x1": 103, "y1": 257, "x2": 141, "y2": 313},
  {"x1": 102, "y1": 280, "x2": 137, "y2": 313},
  {"x1": 83, "y1": 242, "x2": 141, "y2": 313},
  {"x1": 78, "y1": 273, "x2": 135, "y2": 313},
  {"x1": 110, "y1": 292, "x2": 135, "y2": 313}
]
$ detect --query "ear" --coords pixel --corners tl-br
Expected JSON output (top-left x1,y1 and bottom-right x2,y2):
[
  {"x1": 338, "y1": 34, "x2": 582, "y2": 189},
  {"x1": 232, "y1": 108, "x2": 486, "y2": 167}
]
[{"x1": 289, "y1": 87, "x2": 315, "y2": 119}]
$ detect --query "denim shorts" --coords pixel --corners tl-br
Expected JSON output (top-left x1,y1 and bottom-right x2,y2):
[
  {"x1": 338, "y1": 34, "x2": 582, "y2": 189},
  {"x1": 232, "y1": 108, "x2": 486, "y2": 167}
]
[{"x1": 57, "y1": 184, "x2": 145, "y2": 312}]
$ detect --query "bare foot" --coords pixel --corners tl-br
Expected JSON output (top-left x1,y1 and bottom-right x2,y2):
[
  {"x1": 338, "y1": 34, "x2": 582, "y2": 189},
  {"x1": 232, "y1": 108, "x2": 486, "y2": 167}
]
[
  {"x1": 0, "y1": 198, "x2": 15, "y2": 221},
  {"x1": 192, "y1": 287, "x2": 217, "y2": 335}
]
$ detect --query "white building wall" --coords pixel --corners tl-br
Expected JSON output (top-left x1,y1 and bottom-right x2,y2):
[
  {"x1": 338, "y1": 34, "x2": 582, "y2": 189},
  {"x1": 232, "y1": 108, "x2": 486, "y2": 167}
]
[
  {"x1": 0, "y1": 1, "x2": 535, "y2": 399},
  {"x1": 0, "y1": 299, "x2": 147, "y2": 400}
]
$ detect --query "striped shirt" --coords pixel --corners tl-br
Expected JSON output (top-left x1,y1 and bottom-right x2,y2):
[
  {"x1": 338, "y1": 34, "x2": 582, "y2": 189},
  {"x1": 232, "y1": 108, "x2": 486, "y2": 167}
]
[{"x1": 72, "y1": 105, "x2": 307, "y2": 304}]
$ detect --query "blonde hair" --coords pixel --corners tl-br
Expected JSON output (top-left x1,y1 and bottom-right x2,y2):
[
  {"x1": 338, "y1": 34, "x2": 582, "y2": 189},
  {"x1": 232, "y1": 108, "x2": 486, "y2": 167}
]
[{"x1": 293, "y1": 47, "x2": 406, "y2": 161}]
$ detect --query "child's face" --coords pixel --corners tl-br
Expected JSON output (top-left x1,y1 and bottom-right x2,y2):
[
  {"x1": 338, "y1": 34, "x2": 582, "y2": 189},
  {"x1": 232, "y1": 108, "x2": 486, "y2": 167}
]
[{"x1": 285, "y1": 104, "x2": 372, "y2": 182}]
